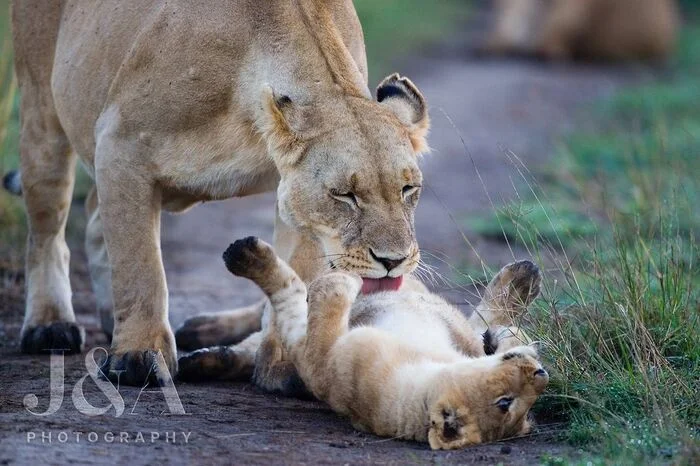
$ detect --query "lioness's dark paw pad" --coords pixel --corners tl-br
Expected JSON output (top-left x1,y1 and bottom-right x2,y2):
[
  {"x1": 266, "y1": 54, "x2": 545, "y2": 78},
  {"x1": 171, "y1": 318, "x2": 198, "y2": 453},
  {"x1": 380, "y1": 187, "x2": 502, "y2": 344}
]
[
  {"x1": 20, "y1": 322, "x2": 85, "y2": 355},
  {"x1": 99, "y1": 350, "x2": 174, "y2": 387},
  {"x1": 177, "y1": 347, "x2": 248, "y2": 382},
  {"x1": 222, "y1": 236, "x2": 276, "y2": 278}
]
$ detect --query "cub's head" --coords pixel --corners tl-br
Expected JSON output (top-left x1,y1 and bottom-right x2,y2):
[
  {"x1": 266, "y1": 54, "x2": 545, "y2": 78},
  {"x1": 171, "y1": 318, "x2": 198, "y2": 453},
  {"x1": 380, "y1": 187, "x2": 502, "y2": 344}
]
[
  {"x1": 428, "y1": 346, "x2": 549, "y2": 450},
  {"x1": 258, "y1": 74, "x2": 429, "y2": 282}
]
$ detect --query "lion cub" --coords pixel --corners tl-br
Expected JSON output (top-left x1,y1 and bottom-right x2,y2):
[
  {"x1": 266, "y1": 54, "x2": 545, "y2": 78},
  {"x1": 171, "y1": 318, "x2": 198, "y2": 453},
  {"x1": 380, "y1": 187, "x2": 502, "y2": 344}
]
[{"x1": 222, "y1": 237, "x2": 548, "y2": 449}]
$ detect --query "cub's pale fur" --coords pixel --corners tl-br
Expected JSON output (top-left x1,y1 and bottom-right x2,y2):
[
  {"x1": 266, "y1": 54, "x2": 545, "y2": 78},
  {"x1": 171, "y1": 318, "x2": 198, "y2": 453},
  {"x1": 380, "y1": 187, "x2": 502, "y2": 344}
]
[
  {"x1": 190, "y1": 237, "x2": 548, "y2": 449},
  {"x1": 487, "y1": 0, "x2": 679, "y2": 61},
  {"x1": 12, "y1": 0, "x2": 428, "y2": 386}
]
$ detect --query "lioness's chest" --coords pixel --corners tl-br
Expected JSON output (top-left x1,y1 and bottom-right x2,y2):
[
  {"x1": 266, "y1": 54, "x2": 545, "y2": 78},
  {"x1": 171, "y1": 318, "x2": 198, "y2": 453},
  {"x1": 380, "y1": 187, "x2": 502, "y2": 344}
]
[{"x1": 157, "y1": 123, "x2": 280, "y2": 211}]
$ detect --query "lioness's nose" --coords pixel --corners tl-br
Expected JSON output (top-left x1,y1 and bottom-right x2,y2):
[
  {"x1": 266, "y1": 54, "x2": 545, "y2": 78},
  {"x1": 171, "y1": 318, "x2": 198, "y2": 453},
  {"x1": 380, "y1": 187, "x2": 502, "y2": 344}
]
[{"x1": 369, "y1": 249, "x2": 407, "y2": 272}]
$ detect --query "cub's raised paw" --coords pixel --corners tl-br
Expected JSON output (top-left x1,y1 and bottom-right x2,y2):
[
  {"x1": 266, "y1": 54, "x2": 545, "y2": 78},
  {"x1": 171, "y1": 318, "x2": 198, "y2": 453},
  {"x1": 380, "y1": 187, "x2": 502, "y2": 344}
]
[
  {"x1": 308, "y1": 272, "x2": 363, "y2": 304},
  {"x1": 504, "y1": 260, "x2": 541, "y2": 307},
  {"x1": 484, "y1": 260, "x2": 541, "y2": 314},
  {"x1": 21, "y1": 322, "x2": 85, "y2": 355},
  {"x1": 99, "y1": 350, "x2": 177, "y2": 387},
  {"x1": 178, "y1": 346, "x2": 252, "y2": 382},
  {"x1": 222, "y1": 236, "x2": 277, "y2": 279}
]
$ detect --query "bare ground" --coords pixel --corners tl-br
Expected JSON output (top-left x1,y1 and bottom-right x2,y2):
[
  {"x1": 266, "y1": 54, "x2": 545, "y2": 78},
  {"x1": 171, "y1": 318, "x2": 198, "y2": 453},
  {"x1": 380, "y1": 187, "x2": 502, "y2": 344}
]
[{"x1": 0, "y1": 35, "x2": 648, "y2": 465}]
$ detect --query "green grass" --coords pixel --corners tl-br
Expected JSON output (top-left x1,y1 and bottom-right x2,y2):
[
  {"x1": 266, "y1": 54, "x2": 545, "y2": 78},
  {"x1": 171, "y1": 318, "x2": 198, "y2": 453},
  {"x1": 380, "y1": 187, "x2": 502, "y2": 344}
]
[
  {"x1": 0, "y1": 3, "x2": 25, "y2": 262},
  {"x1": 353, "y1": 0, "x2": 470, "y2": 84},
  {"x1": 471, "y1": 22, "x2": 700, "y2": 466}
]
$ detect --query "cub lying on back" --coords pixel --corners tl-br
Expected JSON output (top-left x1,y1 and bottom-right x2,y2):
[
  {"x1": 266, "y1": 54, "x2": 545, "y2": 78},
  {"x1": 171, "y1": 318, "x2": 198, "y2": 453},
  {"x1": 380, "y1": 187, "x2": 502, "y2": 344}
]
[{"x1": 222, "y1": 237, "x2": 548, "y2": 449}]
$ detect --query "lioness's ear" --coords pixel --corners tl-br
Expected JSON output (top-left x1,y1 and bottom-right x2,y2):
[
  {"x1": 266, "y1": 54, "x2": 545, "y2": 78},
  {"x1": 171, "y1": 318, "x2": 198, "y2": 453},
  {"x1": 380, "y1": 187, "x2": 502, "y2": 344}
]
[
  {"x1": 376, "y1": 73, "x2": 430, "y2": 154},
  {"x1": 258, "y1": 87, "x2": 305, "y2": 168}
]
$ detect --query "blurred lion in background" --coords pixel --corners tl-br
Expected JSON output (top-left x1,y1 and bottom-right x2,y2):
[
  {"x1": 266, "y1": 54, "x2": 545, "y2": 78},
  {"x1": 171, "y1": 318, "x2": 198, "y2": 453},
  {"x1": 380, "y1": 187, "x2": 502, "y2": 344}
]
[{"x1": 486, "y1": 0, "x2": 679, "y2": 61}]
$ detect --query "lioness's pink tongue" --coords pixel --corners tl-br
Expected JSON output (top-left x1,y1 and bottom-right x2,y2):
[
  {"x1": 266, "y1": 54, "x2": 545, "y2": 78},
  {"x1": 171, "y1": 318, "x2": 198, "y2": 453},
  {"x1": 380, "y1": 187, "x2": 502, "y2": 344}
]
[{"x1": 361, "y1": 276, "x2": 404, "y2": 294}]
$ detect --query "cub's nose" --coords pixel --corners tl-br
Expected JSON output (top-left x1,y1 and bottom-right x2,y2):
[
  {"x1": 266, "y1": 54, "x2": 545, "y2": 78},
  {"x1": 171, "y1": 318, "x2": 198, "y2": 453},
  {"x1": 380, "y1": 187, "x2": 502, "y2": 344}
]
[{"x1": 369, "y1": 249, "x2": 407, "y2": 272}]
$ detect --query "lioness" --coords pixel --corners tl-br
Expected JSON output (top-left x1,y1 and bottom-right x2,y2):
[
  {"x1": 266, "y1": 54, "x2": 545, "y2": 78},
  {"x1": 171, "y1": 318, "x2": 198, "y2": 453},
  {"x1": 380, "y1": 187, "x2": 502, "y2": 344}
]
[
  {"x1": 12, "y1": 0, "x2": 429, "y2": 386},
  {"x1": 180, "y1": 237, "x2": 548, "y2": 449},
  {"x1": 486, "y1": 0, "x2": 679, "y2": 61}
]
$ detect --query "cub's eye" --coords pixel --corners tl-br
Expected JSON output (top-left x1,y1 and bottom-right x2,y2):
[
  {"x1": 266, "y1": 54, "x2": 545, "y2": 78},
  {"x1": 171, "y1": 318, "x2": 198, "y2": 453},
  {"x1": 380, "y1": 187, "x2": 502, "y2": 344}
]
[
  {"x1": 402, "y1": 185, "x2": 420, "y2": 200},
  {"x1": 330, "y1": 189, "x2": 358, "y2": 207},
  {"x1": 496, "y1": 397, "x2": 514, "y2": 413}
]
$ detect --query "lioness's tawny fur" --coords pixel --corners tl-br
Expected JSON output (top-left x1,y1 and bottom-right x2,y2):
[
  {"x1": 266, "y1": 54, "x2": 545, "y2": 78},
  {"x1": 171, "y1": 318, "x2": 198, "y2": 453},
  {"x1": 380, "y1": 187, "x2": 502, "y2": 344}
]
[
  {"x1": 186, "y1": 237, "x2": 548, "y2": 449},
  {"x1": 487, "y1": 0, "x2": 679, "y2": 61},
  {"x1": 12, "y1": 0, "x2": 429, "y2": 386}
]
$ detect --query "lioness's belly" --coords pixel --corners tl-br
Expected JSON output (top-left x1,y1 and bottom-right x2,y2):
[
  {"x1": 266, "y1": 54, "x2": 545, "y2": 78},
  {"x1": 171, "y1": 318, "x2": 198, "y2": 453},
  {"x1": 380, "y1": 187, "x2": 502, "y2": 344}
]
[{"x1": 51, "y1": 0, "x2": 277, "y2": 203}]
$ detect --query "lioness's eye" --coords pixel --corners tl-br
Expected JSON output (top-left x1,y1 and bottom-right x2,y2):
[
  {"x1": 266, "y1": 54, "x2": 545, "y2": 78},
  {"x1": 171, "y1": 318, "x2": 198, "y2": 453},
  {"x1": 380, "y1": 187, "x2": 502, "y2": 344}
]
[
  {"x1": 402, "y1": 185, "x2": 419, "y2": 200},
  {"x1": 330, "y1": 189, "x2": 358, "y2": 207}
]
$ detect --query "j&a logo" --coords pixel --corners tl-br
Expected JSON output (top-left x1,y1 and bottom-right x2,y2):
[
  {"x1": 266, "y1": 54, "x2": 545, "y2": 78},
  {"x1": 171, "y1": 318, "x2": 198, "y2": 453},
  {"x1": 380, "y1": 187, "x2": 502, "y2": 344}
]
[{"x1": 23, "y1": 347, "x2": 186, "y2": 417}]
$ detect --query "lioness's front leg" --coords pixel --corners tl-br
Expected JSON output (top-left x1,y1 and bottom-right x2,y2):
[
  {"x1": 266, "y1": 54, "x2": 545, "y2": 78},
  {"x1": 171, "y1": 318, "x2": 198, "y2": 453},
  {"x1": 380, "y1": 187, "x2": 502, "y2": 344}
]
[
  {"x1": 94, "y1": 132, "x2": 176, "y2": 386},
  {"x1": 84, "y1": 186, "x2": 114, "y2": 339}
]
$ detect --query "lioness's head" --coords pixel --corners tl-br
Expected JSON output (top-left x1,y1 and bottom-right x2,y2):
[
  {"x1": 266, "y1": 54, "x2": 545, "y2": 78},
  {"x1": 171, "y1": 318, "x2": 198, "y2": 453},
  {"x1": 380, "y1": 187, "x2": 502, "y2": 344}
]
[
  {"x1": 259, "y1": 74, "x2": 429, "y2": 286},
  {"x1": 428, "y1": 346, "x2": 549, "y2": 450}
]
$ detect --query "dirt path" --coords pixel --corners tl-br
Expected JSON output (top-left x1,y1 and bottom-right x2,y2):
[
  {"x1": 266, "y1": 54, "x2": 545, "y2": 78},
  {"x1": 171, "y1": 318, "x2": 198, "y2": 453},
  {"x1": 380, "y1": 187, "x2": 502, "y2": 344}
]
[{"x1": 1, "y1": 40, "x2": 642, "y2": 465}]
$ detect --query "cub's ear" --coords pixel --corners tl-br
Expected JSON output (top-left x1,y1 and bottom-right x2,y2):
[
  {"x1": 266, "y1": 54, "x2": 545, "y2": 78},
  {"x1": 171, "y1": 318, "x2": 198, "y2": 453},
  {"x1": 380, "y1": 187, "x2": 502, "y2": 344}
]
[
  {"x1": 376, "y1": 73, "x2": 430, "y2": 154},
  {"x1": 258, "y1": 86, "x2": 306, "y2": 168}
]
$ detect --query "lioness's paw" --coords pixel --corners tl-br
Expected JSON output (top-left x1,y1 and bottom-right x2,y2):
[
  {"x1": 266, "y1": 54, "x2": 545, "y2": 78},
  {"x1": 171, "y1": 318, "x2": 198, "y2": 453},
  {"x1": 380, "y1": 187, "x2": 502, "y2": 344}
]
[
  {"x1": 222, "y1": 236, "x2": 277, "y2": 279},
  {"x1": 176, "y1": 314, "x2": 242, "y2": 351},
  {"x1": 101, "y1": 321, "x2": 178, "y2": 386},
  {"x1": 20, "y1": 322, "x2": 85, "y2": 355},
  {"x1": 178, "y1": 346, "x2": 251, "y2": 382},
  {"x1": 99, "y1": 349, "x2": 177, "y2": 387}
]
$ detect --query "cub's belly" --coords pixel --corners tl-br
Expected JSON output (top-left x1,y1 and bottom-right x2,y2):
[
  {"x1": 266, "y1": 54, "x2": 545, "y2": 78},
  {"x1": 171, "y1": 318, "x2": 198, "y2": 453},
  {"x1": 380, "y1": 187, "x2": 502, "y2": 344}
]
[{"x1": 351, "y1": 292, "x2": 459, "y2": 356}]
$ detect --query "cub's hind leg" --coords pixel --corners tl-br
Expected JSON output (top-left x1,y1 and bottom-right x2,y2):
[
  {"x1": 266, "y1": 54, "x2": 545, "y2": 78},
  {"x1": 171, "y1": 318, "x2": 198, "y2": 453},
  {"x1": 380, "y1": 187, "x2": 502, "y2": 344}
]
[
  {"x1": 175, "y1": 205, "x2": 323, "y2": 352},
  {"x1": 13, "y1": 5, "x2": 83, "y2": 353},
  {"x1": 473, "y1": 260, "x2": 541, "y2": 354},
  {"x1": 223, "y1": 237, "x2": 310, "y2": 397},
  {"x1": 178, "y1": 237, "x2": 310, "y2": 396}
]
